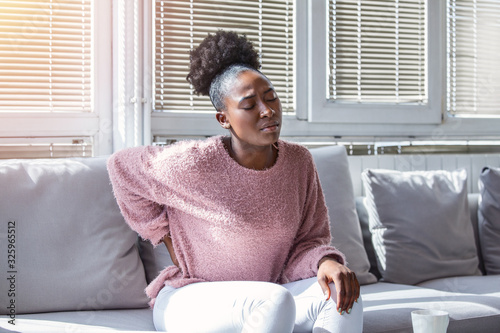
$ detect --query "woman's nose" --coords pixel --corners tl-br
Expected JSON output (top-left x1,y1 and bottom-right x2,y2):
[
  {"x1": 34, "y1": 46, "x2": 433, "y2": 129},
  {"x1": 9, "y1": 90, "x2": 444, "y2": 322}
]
[{"x1": 260, "y1": 103, "x2": 275, "y2": 118}]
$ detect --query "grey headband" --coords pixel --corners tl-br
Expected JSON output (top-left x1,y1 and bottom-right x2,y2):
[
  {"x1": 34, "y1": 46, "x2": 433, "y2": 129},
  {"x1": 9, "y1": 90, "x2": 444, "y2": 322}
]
[{"x1": 209, "y1": 64, "x2": 259, "y2": 111}]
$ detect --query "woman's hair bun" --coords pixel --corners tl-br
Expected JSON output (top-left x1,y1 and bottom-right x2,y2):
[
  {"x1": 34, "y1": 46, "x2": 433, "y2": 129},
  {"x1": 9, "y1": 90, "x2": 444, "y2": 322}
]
[{"x1": 187, "y1": 30, "x2": 260, "y2": 96}]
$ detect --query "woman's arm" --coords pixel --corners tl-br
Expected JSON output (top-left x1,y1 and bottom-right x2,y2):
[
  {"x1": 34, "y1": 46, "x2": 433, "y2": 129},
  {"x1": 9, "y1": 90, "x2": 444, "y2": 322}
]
[
  {"x1": 280, "y1": 168, "x2": 345, "y2": 282},
  {"x1": 107, "y1": 146, "x2": 170, "y2": 246},
  {"x1": 280, "y1": 159, "x2": 359, "y2": 313}
]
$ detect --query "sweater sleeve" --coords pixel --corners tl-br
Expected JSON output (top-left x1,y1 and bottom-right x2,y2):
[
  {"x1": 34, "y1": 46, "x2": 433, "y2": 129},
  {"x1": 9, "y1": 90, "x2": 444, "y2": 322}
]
[
  {"x1": 107, "y1": 146, "x2": 170, "y2": 246},
  {"x1": 280, "y1": 162, "x2": 346, "y2": 284}
]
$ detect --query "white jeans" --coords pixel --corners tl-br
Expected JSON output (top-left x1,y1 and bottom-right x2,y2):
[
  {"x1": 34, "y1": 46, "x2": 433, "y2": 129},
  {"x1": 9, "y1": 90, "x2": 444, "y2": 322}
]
[{"x1": 153, "y1": 277, "x2": 363, "y2": 333}]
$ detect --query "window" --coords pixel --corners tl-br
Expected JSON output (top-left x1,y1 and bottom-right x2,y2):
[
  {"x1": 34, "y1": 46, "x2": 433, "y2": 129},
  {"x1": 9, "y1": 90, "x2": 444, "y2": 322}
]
[
  {"x1": 447, "y1": 0, "x2": 500, "y2": 116},
  {"x1": 307, "y1": 0, "x2": 444, "y2": 124},
  {"x1": 0, "y1": 0, "x2": 112, "y2": 158},
  {"x1": 0, "y1": 1, "x2": 91, "y2": 113},
  {"x1": 328, "y1": 0, "x2": 426, "y2": 105},
  {"x1": 153, "y1": 0, "x2": 294, "y2": 114}
]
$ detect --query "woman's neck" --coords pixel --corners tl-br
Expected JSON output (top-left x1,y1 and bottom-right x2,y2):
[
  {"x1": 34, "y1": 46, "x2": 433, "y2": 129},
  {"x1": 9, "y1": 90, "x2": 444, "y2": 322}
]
[{"x1": 224, "y1": 136, "x2": 278, "y2": 170}]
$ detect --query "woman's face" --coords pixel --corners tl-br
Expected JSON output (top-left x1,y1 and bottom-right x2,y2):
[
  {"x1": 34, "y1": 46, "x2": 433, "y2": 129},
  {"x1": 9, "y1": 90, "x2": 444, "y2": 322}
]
[{"x1": 218, "y1": 70, "x2": 282, "y2": 148}]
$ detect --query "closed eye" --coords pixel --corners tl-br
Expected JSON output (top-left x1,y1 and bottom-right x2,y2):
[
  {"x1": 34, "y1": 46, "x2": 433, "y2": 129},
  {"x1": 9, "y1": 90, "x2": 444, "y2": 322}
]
[{"x1": 264, "y1": 89, "x2": 278, "y2": 102}]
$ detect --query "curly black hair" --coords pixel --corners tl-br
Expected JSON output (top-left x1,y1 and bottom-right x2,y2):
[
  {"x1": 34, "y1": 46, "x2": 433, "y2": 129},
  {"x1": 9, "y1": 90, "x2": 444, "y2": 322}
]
[{"x1": 187, "y1": 30, "x2": 261, "y2": 110}]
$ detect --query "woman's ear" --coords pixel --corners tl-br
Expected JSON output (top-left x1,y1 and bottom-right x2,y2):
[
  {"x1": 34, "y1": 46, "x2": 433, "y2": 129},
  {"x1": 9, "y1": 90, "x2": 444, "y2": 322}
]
[{"x1": 216, "y1": 112, "x2": 230, "y2": 129}]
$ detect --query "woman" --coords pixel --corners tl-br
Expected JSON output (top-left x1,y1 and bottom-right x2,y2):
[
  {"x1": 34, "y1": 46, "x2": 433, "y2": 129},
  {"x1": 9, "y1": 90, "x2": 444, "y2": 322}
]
[{"x1": 107, "y1": 30, "x2": 362, "y2": 332}]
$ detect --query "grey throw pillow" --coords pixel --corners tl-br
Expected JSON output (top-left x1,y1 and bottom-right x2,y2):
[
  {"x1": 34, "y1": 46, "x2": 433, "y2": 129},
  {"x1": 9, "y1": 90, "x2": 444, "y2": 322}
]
[
  {"x1": 0, "y1": 157, "x2": 149, "y2": 314},
  {"x1": 310, "y1": 146, "x2": 377, "y2": 285},
  {"x1": 362, "y1": 168, "x2": 480, "y2": 285},
  {"x1": 478, "y1": 167, "x2": 500, "y2": 275}
]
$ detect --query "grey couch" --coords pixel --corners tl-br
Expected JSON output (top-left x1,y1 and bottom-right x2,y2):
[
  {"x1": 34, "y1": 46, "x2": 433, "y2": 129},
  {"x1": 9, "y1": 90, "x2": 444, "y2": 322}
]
[
  {"x1": 0, "y1": 145, "x2": 499, "y2": 332},
  {"x1": 356, "y1": 194, "x2": 500, "y2": 332}
]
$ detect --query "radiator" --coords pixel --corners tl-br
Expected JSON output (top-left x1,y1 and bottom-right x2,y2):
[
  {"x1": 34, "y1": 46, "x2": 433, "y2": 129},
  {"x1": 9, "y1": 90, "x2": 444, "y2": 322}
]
[{"x1": 347, "y1": 154, "x2": 500, "y2": 196}]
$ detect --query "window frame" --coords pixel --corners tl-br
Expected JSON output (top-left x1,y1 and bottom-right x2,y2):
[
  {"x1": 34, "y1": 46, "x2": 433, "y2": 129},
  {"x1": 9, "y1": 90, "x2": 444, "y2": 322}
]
[{"x1": 0, "y1": 0, "x2": 113, "y2": 157}]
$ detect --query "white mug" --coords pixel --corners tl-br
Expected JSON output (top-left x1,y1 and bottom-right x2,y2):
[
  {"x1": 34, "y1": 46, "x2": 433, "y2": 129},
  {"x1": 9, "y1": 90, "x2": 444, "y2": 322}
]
[{"x1": 411, "y1": 309, "x2": 449, "y2": 333}]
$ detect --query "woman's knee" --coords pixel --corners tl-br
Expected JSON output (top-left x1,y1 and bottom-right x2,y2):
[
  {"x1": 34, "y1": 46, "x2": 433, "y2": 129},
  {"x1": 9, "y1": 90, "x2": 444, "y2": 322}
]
[
  {"x1": 272, "y1": 285, "x2": 296, "y2": 317},
  {"x1": 251, "y1": 284, "x2": 295, "y2": 319},
  {"x1": 242, "y1": 284, "x2": 296, "y2": 333}
]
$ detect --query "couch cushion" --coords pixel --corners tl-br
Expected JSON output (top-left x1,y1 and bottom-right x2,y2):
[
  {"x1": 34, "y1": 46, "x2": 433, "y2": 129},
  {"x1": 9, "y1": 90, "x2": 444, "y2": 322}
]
[
  {"x1": 361, "y1": 282, "x2": 500, "y2": 333},
  {"x1": 478, "y1": 167, "x2": 500, "y2": 275},
  {"x1": 361, "y1": 168, "x2": 480, "y2": 285},
  {"x1": 310, "y1": 145, "x2": 377, "y2": 285},
  {"x1": 468, "y1": 193, "x2": 486, "y2": 274},
  {"x1": 0, "y1": 157, "x2": 149, "y2": 314},
  {"x1": 418, "y1": 275, "x2": 500, "y2": 296},
  {"x1": 0, "y1": 308, "x2": 155, "y2": 332},
  {"x1": 355, "y1": 197, "x2": 382, "y2": 280}
]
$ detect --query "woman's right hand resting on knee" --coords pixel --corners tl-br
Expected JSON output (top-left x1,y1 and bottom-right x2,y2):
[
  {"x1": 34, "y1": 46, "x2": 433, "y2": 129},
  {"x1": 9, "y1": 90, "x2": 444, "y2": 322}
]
[{"x1": 317, "y1": 256, "x2": 360, "y2": 315}]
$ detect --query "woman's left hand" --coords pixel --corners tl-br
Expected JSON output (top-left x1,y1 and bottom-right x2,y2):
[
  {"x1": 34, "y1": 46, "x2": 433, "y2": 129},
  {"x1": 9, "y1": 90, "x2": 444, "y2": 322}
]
[{"x1": 317, "y1": 257, "x2": 360, "y2": 315}]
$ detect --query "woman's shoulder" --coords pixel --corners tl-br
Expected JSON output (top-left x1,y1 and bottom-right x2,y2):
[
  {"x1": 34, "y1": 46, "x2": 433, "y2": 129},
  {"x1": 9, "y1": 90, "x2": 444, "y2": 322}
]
[
  {"x1": 151, "y1": 136, "x2": 223, "y2": 167},
  {"x1": 281, "y1": 139, "x2": 309, "y2": 152},
  {"x1": 108, "y1": 136, "x2": 222, "y2": 171},
  {"x1": 279, "y1": 140, "x2": 314, "y2": 165}
]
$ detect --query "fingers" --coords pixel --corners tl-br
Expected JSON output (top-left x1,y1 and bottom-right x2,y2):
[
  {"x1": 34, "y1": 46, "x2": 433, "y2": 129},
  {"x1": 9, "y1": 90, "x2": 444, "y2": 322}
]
[
  {"x1": 335, "y1": 271, "x2": 359, "y2": 315},
  {"x1": 347, "y1": 272, "x2": 358, "y2": 312},
  {"x1": 334, "y1": 274, "x2": 346, "y2": 314}
]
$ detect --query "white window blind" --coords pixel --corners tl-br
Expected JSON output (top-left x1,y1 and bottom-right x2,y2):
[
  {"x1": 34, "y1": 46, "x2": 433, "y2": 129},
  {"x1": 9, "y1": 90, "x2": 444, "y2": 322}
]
[
  {"x1": 154, "y1": 0, "x2": 294, "y2": 113},
  {"x1": 0, "y1": 0, "x2": 92, "y2": 112},
  {"x1": 448, "y1": 0, "x2": 500, "y2": 116},
  {"x1": 328, "y1": 0, "x2": 426, "y2": 104}
]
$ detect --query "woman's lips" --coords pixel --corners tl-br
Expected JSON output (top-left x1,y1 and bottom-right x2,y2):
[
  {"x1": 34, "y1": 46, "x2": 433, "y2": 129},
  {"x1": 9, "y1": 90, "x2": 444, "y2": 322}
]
[{"x1": 260, "y1": 123, "x2": 280, "y2": 132}]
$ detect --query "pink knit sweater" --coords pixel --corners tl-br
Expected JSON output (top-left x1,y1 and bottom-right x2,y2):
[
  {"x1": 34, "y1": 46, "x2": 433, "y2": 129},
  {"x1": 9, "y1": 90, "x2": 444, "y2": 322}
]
[{"x1": 107, "y1": 136, "x2": 345, "y2": 306}]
